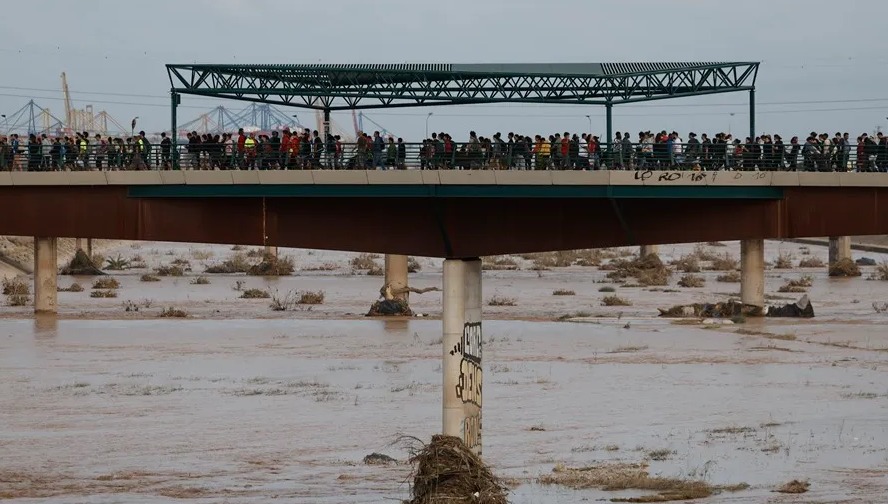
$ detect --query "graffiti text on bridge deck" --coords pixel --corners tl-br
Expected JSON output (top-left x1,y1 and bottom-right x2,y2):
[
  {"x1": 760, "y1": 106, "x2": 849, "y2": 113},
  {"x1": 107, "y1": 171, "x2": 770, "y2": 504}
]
[{"x1": 633, "y1": 170, "x2": 768, "y2": 183}]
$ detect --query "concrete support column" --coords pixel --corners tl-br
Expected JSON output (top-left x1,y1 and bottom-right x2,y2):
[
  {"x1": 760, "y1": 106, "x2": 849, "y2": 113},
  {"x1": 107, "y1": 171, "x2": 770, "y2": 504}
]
[
  {"x1": 740, "y1": 238, "x2": 765, "y2": 308},
  {"x1": 264, "y1": 245, "x2": 278, "y2": 258},
  {"x1": 34, "y1": 237, "x2": 58, "y2": 314},
  {"x1": 75, "y1": 238, "x2": 83, "y2": 251},
  {"x1": 639, "y1": 244, "x2": 660, "y2": 257},
  {"x1": 828, "y1": 236, "x2": 852, "y2": 266},
  {"x1": 384, "y1": 254, "x2": 409, "y2": 302},
  {"x1": 86, "y1": 238, "x2": 93, "y2": 257},
  {"x1": 442, "y1": 258, "x2": 482, "y2": 455}
]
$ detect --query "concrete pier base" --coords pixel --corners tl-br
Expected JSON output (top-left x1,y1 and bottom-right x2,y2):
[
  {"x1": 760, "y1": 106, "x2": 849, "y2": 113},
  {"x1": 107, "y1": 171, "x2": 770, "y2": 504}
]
[
  {"x1": 740, "y1": 238, "x2": 765, "y2": 309},
  {"x1": 640, "y1": 244, "x2": 660, "y2": 257},
  {"x1": 828, "y1": 236, "x2": 852, "y2": 266},
  {"x1": 264, "y1": 245, "x2": 278, "y2": 258},
  {"x1": 442, "y1": 258, "x2": 482, "y2": 455},
  {"x1": 34, "y1": 237, "x2": 58, "y2": 314},
  {"x1": 384, "y1": 254, "x2": 409, "y2": 302},
  {"x1": 75, "y1": 238, "x2": 83, "y2": 251}
]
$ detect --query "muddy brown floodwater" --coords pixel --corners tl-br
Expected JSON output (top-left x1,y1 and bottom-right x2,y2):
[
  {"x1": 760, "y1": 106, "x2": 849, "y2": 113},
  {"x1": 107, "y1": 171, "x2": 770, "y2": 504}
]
[{"x1": 1, "y1": 240, "x2": 887, "y2": 502}]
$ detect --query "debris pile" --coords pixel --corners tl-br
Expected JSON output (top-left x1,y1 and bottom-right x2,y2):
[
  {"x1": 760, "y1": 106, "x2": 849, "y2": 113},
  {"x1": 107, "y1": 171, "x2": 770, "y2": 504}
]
[
  {"x1": 60, "y1": 249, "x2": 104, "y2": 276},
  {"x1": 829, "y1": 258, "x2": 861, "y2": 277},
  {"x1": 775, "y1": 479, "x2": 810, "y2": 494},
  {"x1": 659, "y1": 295, "x2": 814, "y2": 319},
  {"x1": 604, "y1": 254, "x2": 672, "y2": 286},
  {"x1": 407, "y1": 435, "x2": 508, "y2": 504},
  {"x1": 367, "y1": 299, "x2": 413, "y2": 317}
]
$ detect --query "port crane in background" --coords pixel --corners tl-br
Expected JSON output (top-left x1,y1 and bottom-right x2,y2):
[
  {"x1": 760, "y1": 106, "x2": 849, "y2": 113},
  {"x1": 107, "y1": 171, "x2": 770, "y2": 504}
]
[{"x1": 59, "y1": 72, "x2": 129, "y2": 136}]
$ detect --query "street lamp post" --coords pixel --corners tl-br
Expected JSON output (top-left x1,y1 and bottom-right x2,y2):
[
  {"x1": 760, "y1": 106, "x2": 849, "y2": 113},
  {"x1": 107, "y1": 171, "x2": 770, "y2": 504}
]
[
  {"x1": 425, "y1": 112, "x2": 433, "y2": 138},
  {"x1": 1, "y1": 114, "x2": 7, "y2": 136},
  {"x1": 584, "y1": 114, "x2": 592, "y2": 134}
]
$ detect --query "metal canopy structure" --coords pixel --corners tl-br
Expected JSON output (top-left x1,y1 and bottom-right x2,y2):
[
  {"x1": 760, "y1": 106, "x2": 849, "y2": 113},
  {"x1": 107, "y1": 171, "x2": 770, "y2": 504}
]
[
  {"x1": 165, "y1": 61, "x2": 761, "y2": 156},
  {"x1": 167, "y1": 62, "x2": 759, "y2": 110}
]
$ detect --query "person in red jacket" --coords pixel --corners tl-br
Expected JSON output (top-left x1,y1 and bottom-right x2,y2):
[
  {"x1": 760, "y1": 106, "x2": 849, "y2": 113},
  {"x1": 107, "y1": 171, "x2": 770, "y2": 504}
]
[
  {"x1": 236, "y1": 128, "x2": 246, "y2": 168},
  {"x1": 560, "y1": 132, "x2": 570, "y2": 169}
]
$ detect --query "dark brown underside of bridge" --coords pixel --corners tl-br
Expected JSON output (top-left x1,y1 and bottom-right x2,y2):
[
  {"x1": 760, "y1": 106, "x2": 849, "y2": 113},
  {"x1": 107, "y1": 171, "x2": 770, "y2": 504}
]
[{"x1": 0, "y1": 186, "x2": 884, "y2": 258}]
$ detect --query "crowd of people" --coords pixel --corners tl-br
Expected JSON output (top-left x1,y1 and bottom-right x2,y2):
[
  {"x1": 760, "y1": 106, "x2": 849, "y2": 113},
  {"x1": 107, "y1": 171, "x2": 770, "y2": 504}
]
[
  {"x1": 0, "y1": 131, "x2": 170, "y2": 171},
  {"x1": 2, "y1": 128, "x2": 887, "y2": 172}
]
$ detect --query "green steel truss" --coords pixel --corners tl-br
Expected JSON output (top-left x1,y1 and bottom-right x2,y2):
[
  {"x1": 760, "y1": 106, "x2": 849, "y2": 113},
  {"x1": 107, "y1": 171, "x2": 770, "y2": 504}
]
[{"x1": 166, "y1": 62, "x2": 759, "y2": 111}]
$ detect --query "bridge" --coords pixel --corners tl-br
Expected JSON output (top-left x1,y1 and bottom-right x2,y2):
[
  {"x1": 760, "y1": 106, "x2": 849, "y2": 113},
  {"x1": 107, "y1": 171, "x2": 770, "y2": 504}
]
[{"x1": 7, "y1": 60, "x2": 883, "y2": 457}]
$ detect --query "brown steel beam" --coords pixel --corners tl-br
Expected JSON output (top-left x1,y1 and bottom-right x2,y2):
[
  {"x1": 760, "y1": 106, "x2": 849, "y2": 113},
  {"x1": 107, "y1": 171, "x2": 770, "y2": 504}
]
[{"x1": 0, "y1": 186, "x2": 886, "y2": 258}]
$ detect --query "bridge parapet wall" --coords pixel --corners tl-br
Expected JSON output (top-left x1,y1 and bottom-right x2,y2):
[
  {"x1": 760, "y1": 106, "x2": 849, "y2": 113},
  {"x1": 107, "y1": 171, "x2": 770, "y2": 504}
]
[{"x1": 2, "y1": 170, "x2": 888, "y2": 188}]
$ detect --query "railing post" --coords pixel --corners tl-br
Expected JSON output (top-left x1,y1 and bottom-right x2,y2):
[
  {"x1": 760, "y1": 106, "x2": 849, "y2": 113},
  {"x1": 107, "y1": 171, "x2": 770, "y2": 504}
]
[
  {"x1": 748, "y1": 88, "x2": 755, "y2": 144},
  {"x1": 171, "y1": 91, "x2": 179, "y2": 170},
  {"x1": 605, "y1": 102, "x2": 613, "y2": 168}
]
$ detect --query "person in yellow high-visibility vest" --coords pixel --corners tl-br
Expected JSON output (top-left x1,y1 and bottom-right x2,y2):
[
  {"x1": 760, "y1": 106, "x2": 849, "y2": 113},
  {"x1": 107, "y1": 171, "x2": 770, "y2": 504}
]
[
  {"x1": 78, "y1": 133, "x2": 89, "y2": 170},
  {"x1": 244, "y1": 133, "x2": 257, "y2": 170}
]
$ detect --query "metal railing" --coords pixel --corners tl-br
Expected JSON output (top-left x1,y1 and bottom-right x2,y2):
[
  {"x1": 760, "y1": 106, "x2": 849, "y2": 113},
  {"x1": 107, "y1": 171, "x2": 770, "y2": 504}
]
[{"x1": 1, "y1": 141, "x2": 886, "y2": 173}]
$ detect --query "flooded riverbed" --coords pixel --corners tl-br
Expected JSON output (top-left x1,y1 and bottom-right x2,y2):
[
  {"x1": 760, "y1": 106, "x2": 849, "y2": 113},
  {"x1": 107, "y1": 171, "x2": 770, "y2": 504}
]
[{"x1": 2, "y1": 240, "x2": 888, "y2": 502}]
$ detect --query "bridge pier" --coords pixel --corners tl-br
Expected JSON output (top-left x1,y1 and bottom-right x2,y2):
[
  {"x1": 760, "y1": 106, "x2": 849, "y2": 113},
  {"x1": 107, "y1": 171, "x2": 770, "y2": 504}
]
[
  {"x1": 639, "y1": 244, "x2": 660, "y2": 257},
  {"x1": 264, "y1": 245, "x2": 278, "y2": 258},
  {"x1": 34, "y1": 237, "x2": 58, "y2": 314},
  {"x1": 384, "y1": 254, "x2": 409, "y2": 302},
  {"x1": 442, "y1": 258, "x2": 482, "y2": 455},
  {"x1": 828, "y1": 236, "x2": 852, "y2": 267},
  {"x1": 740, "y1": 238, "x2": 764, "y2": 309}
]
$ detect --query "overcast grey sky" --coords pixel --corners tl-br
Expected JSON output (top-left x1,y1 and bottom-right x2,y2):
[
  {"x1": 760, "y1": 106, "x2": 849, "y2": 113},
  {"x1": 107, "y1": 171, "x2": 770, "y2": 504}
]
[{"x1": 1, "y1": 0, "x2": 885, "y2": 139}]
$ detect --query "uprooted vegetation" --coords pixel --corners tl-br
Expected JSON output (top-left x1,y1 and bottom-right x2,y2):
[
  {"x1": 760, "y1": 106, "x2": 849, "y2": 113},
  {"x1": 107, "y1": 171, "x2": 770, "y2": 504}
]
[
  {"x1": 155, "y1": 265, "x2": 185, "y2": 277},
  {"x1": 677, "y1": 274, "x2": 705, "y2": 288},
  {"x1": 716, "y1": 271, "x2": 741, "y2": 283},
  {"x1": 481, "y1": 255, "x2": 519, "y2": 271},
  {"x1": 58, "y1": 282, "x2": 84, "y2": 293},
  {"x1": 868, "y1": 261, "x2": 888, "y2": 281},
  {"x1": 297, "y1": 290, "x2": 325, "y2": 305},
  {"x1": 798, "y1": 257, "x2": 826, "y2": 268},
  {"x1": 706, "y1": 253, "x2": 739, "y2": 271},
  {"x1": 603, "y1": 254, "x2": 672, "y2": 286},
  {"x1": 6, "y1": 293, "x2": 29, "y2": 306},
  {"x1": 404, "y1": 435, "x2": 509, "y2": 504},
  {"x1": 90, "y1": 290, "x2": 118, "y2": 298},
  {"x1": 488, "y1": 295, "x2": 517, "y2": 307},
  {"x1": 350, "y1": 253, "x2": 380, "y2": 270},
  {"x1": 140, "y1": 274, "x2": 161, "y2": 282},
  {"x1": 829, "y1": 257, "x2": 861, "y2": 277},
  {"x1": 671, "y1": 255, "x2": 701, "y2": 273},
  {"x1": 247, "y1": 254, "x2": 295, "y2": 276},
  {"x1": 2, "y1": 278, "x2": 30, "y2": 296},
  {"x1": 520, "y1": 249, "x2": 604, "y2": 269},
  {"x1": 552, "y1": 289, "x2": 576, "y2": 296},
  {"x1": 407, "y1": 257, "x2": 422, "y2": 273},
  {"x1": 204, "y1": 253, "x2": 252, "y2": 274},
  {"x1": 775, "y1": 479, "x2": 810, "y2": 494},
  {"x1": 601, "y1": 295, "x2": 631, "y2": 307},
  {"x1": 778, "y1": 276, "x2": 813, "y2": 293},
  {"x1": 773, "y1": 252, "x2": 794, "y2": 269},
  {"x1": 92, "y1": 277, "x2": 120, "y2": 290},
  {"x1": 60, "y1": 249, "x2": 105, "y2": 276},
  {"x1": 537, "y1": 462, "x2": 747, "y2": 502},
  {"x1": 240, "y1": 288, "x2": 270, "y2": 299},
  {"x1": 159, "y1": 307, "x2": 188, "y2": 318}
]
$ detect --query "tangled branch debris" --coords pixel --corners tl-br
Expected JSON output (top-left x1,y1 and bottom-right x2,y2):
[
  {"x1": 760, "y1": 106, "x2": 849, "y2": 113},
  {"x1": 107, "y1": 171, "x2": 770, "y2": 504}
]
[{"x1": 405, "y1": 435, "x2": 508, "y2": 504}]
